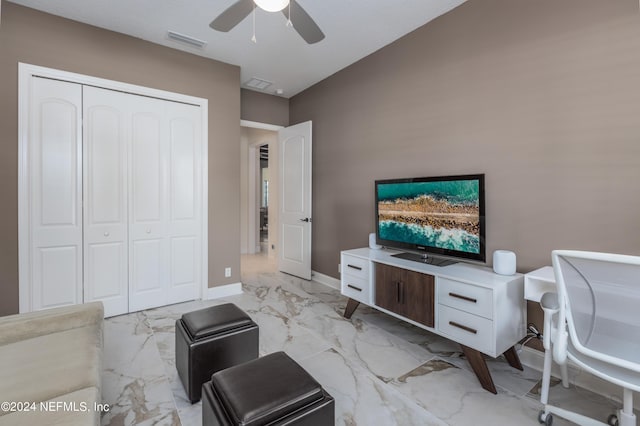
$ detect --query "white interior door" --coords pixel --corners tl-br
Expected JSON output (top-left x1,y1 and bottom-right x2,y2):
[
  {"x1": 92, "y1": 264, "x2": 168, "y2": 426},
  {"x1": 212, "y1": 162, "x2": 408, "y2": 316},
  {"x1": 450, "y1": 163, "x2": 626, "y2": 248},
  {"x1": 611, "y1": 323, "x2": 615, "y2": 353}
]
[
  {"x1": 278, "y1": 121, "x2": 312, "y2": 280},
  {"x1": 26, "y1": 77, "x2": 83, "y2": 311},
  {"x1": 83, "y1": 87, "x2": 129, "y2": 317}
]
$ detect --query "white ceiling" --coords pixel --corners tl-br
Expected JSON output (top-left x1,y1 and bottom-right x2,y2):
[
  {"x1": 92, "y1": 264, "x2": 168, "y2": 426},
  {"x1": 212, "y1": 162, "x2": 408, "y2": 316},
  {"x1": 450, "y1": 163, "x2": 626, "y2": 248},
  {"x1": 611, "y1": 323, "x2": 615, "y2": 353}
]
[{"x1": 7, "y1": 0, "x2": 467, "y2": 98}]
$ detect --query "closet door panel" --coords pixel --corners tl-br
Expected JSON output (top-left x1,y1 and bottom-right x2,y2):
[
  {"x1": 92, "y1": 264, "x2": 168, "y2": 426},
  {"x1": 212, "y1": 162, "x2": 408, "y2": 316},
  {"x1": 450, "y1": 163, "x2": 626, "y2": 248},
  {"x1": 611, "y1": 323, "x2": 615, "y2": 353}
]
[
  {"x1": 83, "y1": 87, "x2": 129, "y2": 317},
  {"x1": 39, "y1": 102, "x2": 78, "y2": 226},
  {"x1": 129, "y1": 103, "x2": 169, "y2": 311},
  {"x1": 29, "y1": 77, "x2": 83, "y2": 310},
  {"x1": 170, "y1": 236, "x2": 196, "y2": 287},
  {"x1": 87, "y1": 243, "x2": 124, "y2": 299},
  {"x1": 87, "y1": 107, "x2": 122, "y2": 223},
  {"x1": 132, "y1": 113, "x2": 162, "y2": 223},
  {"x1": 170, "y1": 118, "x2": 196, "y2": 220},
  {"x1": 35, "y1": 246, "x2": 79, "y2": 309},
  {"x1": 132, "y1": 239, "x2": 163, "y2": 291},
  {"x1": 167, "y1": 104, "x2": 201, "y2": 304}
]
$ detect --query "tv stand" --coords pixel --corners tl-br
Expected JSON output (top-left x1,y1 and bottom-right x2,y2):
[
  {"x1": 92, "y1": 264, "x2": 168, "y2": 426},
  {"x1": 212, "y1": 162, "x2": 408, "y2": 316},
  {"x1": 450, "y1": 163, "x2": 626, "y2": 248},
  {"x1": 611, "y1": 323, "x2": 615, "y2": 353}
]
[
  {"x1": 391, "y1": 251, "x2": 458, "y2": 267},
  {"x1": 340, "y1": 247, "x2": 526, "y2": 394}
]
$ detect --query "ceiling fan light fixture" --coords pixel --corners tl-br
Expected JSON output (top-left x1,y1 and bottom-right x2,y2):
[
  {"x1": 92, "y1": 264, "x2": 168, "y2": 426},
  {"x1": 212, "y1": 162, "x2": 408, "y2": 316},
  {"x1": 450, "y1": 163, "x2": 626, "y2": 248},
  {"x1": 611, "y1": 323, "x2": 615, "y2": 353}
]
[{"x1": 254, "y1": 0, "x2": 289, "y2": 13}]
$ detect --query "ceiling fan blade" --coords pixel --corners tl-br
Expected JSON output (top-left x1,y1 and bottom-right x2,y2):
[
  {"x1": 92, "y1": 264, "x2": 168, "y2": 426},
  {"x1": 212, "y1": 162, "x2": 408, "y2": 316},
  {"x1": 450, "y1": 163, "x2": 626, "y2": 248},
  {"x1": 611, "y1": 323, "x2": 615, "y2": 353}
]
[
  {"x1": 210, "y1": 0, "x2": 254, "y2": 32},
  {"x1": 283, "y1": 0, "x2": 325, "y2": 44}
]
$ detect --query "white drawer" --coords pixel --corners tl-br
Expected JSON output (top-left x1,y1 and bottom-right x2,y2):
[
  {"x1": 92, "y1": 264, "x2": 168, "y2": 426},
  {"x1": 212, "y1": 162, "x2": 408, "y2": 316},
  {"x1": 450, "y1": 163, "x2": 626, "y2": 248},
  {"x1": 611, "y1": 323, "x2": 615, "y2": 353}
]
[
  {"x1": 341, "y1": 275, "x2": 370, "y2": 304},
  {"x1": 438, "y1": 277, "x2": 493, "y2": 319},
  {"x1": 341, "y1": 255, "x2": 370, "y2": 280},
  {"x1": 438, "y1": 305, "x2": 493, "y2": 355}
]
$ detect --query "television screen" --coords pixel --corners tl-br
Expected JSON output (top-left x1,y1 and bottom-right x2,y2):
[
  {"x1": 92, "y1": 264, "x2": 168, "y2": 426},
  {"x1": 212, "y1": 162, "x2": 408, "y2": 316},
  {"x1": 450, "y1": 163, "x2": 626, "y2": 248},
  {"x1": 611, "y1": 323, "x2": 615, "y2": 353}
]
[{"x1": 375, "y1": 174, "x2": 485, "y2": 263}]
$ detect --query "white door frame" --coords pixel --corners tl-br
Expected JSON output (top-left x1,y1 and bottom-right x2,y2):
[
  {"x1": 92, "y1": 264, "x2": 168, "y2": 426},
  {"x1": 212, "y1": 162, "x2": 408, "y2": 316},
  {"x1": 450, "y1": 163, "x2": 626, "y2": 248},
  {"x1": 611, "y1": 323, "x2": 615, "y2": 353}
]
[
  {"x1": 241, "y1": 120, "x2": 283, "y2": 257},
  {"x1": 18, "y1": 63, "x2": 209, "y2": 313}
]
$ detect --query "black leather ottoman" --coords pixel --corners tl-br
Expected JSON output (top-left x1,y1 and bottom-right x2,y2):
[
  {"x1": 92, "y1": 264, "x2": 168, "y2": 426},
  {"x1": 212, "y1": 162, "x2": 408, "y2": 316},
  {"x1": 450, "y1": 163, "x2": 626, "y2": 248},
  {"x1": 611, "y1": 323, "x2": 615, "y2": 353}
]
[
  {"x1": 176, "y1": 303, "x2": 259, "y2": 403},
  {"x1": 202, "y1": 351, "x2": 335, "y2": 425}
]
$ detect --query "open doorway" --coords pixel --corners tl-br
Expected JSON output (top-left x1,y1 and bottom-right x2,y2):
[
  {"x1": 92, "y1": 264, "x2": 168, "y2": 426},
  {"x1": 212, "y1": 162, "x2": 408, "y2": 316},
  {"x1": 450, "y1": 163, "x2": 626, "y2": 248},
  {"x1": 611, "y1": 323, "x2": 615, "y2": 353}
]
[
  {"x1": 240, "y1": 122, "x2": 281, "y2": 258},
  {"x1": 240, "y1": 120, "x2": 313, "y2": 280}
]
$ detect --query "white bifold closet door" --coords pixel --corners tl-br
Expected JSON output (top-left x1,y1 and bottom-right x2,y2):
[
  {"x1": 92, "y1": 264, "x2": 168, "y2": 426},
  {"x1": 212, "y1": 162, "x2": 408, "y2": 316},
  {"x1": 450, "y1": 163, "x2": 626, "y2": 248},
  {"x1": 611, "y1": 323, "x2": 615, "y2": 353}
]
[
  {"x1": 27, "y1": 77, "x2": 202, "y2": 317},
  {"x1": 83, "y1": 86, "x2": 202, "y2": 315}
]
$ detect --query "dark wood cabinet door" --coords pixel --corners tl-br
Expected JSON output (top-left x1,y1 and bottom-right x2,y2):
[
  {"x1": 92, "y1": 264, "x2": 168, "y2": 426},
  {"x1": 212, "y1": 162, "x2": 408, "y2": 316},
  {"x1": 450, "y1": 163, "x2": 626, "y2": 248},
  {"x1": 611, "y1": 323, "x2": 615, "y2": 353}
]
[
  {"x1": 374, "y1": 263, "x2": 434, "y2": 328},
  {"x1": 402, "y1": 271, "x2": 434, "y2": 327},
  {"x1": 375, "y1": 263, "x2": 402, "y2": 313}
]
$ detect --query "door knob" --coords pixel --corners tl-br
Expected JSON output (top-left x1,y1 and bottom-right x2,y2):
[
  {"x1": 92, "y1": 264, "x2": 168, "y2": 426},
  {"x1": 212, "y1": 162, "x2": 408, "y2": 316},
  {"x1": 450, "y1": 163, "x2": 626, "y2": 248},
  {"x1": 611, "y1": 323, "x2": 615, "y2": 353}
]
[
  {"x1": 146, "y1": 228, "x2": 151, "y2": 234},
  {"x1": 104, "y1": 231, "x2": 110, "y2": 237},
  {"x1": 299, "y1": 218, "x2": 311, "y2": 223}
]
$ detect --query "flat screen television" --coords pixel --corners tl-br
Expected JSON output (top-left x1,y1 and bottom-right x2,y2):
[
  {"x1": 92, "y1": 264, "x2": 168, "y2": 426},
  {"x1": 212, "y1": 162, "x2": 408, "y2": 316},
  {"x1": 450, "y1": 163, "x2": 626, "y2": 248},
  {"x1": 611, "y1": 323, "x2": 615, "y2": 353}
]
[{"x1": 375, "y1": 174, "x2": 485, "y2": 265}]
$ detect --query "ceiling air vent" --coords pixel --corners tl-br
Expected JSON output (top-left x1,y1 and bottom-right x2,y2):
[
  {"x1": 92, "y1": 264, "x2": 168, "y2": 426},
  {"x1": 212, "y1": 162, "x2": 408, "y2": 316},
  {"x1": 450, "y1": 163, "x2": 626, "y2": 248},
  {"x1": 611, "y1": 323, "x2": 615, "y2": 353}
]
[
  {"x1": 244, "y1": 77, "x2": 273, "y2": 91},
  {"x1": 167, "y1": 31, "x2": 207, "y2": 48}
]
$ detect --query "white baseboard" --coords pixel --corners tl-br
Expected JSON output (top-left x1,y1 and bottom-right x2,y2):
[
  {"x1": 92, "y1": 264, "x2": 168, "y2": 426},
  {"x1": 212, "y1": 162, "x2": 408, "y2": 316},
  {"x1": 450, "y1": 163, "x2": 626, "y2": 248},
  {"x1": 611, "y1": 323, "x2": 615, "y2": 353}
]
[
  {"x1": 520, "y1": 346, "x2": 636, "y2": 403},
  {"x1": 205, "y1": 282, "x2": 242, "y2": 300},
  {"x1": 311, "y1": 270, "x2": 340, "y2": 290}
]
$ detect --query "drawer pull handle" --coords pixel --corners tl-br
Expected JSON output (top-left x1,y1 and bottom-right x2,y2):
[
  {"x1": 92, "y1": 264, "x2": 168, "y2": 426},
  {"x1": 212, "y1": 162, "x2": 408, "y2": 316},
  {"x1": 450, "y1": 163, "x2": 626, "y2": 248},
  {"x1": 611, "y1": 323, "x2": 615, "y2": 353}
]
[
  {"x1": 449, "y1": 292, "x2": 477, "y2": 303},
  {"x1": 449, "y1": 321, "x2": 477, "y2": 334},
  {"x1": 347, "y1": 264, "x2": 363, "y2": 271},
  {"x1": 347, "y1": 284, "x2": 362, "y2": 292}
]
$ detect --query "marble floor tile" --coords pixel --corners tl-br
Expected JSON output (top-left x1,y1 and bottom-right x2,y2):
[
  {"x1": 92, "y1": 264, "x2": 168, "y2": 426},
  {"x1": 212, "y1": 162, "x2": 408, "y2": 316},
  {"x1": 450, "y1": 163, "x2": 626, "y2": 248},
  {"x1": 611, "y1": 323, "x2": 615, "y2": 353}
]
[
  {"x1": 246, "y1": 304, "x2": 333, "y2": 360},
  {"x1": 351, "y1": 306, "x2": 463, "y2": 357},
  {"x1": 102, "y1": 313, "x2": 177, "y2": 426},
  {"x1": 298, "y1": 348, "x2": 447, "y2": 426},
  {"x1": 298, "y1": 310, "x2": 436, "y2": 382},
  {"x1": 237, "y1": 274, "x2": 342, "y2": 324},
  {"x1": 101, "y1": 253, "x2": 630, "y2": 425},
  {"x1": 389, "y1": 358, "x2": 546, "y2": 426}
]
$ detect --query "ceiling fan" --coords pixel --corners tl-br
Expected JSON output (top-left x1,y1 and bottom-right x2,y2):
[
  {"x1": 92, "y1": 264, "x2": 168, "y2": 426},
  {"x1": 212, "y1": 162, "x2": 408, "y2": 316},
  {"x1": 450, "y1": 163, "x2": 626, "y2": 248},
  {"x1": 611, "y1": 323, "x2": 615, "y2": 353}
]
[{"x1": 210, "y1": 0, "x2": 325, "y2": 44}]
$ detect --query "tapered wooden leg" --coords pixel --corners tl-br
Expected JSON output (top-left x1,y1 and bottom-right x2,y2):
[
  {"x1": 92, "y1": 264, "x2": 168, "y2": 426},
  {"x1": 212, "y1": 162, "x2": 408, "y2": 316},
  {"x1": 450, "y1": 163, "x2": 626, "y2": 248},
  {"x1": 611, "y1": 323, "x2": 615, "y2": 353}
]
[
  {"x1": 502, "y1": 345, "x2": 523, "y2": 371},
  {"x1": 460, "y1": 344, "x2": 497, "y2": 394},
  {"x1": 343, "y1": 298, "x2": 360, "y2": 319}
]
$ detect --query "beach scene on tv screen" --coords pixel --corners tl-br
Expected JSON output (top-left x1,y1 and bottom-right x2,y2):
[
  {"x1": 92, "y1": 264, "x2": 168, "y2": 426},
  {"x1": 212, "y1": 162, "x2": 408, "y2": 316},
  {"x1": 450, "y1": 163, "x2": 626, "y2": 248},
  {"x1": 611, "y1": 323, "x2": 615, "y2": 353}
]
[{"x1": 377, "y1": 180, "x2": 480, "y2": 254}]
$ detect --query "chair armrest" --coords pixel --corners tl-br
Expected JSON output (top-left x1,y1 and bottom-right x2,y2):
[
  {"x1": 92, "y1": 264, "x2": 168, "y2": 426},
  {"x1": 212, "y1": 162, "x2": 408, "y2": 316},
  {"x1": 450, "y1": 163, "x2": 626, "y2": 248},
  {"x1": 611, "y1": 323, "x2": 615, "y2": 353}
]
[
  {"x1": 540, "y1": 292, "x2": 559, "y2": 351},
  {"x1": 540, "y1": 292, "x2": 559, "y2": 311},
  {"x1": 0, "y1": 302, "x2": 104, "y2": 346}
]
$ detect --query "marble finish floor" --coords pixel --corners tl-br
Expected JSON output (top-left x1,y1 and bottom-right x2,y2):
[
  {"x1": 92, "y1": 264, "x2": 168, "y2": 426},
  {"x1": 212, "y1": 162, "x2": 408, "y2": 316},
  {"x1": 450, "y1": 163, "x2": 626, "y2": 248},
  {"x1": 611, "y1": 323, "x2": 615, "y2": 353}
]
[{"x1": 102, "y1": 254, "x2": 630, "y2": 425}]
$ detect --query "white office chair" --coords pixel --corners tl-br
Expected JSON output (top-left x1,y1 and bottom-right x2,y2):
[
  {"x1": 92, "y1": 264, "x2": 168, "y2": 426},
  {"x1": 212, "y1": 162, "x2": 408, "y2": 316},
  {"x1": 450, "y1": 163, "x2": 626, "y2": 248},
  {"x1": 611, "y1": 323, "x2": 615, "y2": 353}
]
[{"x1": 538, "y1": 250, "x2": 640, "y2": 426}]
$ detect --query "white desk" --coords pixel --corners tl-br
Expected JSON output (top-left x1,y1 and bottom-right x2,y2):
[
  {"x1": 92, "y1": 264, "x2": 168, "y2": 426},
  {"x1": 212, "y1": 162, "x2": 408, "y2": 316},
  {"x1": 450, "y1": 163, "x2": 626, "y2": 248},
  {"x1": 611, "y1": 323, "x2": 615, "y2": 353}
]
[{"x1": 524, "y1": 266, "x2": 556, "y2": 302}]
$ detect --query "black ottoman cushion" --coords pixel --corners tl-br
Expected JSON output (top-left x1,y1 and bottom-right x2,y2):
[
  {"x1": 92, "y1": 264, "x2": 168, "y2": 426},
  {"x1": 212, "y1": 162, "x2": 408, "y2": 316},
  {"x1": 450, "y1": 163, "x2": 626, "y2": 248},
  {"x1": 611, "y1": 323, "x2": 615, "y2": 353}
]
[
  {"x1": 212, "y1": 352, "x2": 324, "y2": 425},
  {"x1": 203, "y1": 351, "x2": 334, "y2": 425},
  {"x1": 182, "y1": 303, "x2": 253, "y2": 339}
]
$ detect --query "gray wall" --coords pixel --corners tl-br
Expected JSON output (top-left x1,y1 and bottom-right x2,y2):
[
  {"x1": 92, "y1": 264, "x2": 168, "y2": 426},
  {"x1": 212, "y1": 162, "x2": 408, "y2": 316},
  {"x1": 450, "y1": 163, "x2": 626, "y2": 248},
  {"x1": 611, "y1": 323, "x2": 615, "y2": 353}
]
[
  {"x1": 290, "y1": 0, "x2": 640, "y2": 279},
  {"x1": 241, "y1": 89, "x2": 289, "y2": 126},
  {"x1": 0, "y1": 3, "x2": 241, "y2": 316}
]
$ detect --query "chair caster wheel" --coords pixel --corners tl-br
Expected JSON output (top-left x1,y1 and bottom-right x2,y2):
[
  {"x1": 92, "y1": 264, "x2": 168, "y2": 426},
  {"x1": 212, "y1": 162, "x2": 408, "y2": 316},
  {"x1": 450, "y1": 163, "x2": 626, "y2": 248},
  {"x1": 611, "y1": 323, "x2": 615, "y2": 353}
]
[
  {"x1": 538, "y1": 410, "x2": 553, "y2": 425},
  {"x1": 607, "y1": 414, "x2": 618, "y2": 426}
]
